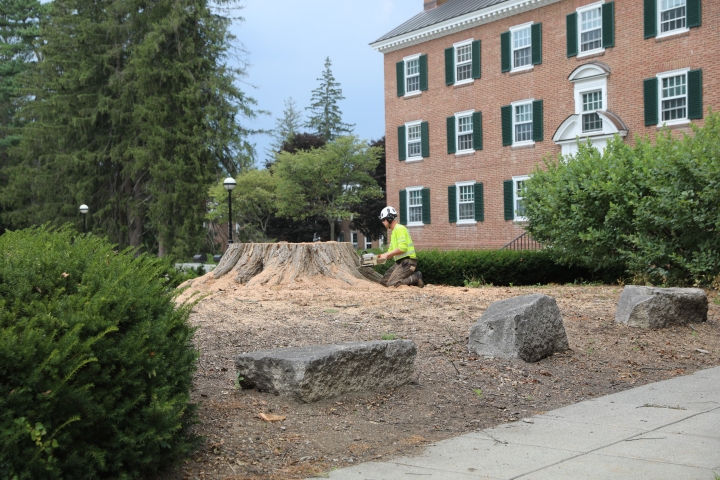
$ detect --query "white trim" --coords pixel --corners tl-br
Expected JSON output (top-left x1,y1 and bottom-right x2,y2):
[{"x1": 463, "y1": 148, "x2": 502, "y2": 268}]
[
  {"x1": 509, "y1": 22, "x2": 534, "y2": 72},
  {"x1": 511, "y1": 99, "x2": 535, "y2": 147},
  {"x1": 453, "y1": 39, "x2": 474, "y2": 85},
  {"x1": 404, "y1": 120, "x2": 423, "y2": 162},
  {"x1": 512, "y1": 175, "x2": 530, "y2": 222},
  {"x1": 406, "y1": 186, "x2": 424, "y2": 227},
  {"x1": 403, "y1": 54, "x2": 422, "y2": 96},
  {"x1": 576, "y1": 1, "x2": 605, "y2": 57},
  {"x1": 455, "y1": 181, "x2": 477, "y2": 225},
  {"x1": 369, "y1": 0, "x2": 563, "y2": 53},
  {"x1": 453, "y1": 38, "x2": 473, "y2": 48},
  {"x1": 454, "y1": 110, "x2": 475, "y2": 154},
  {"x1": 656, "y1": 0, "x2": 689, "y2": 39},
  {"x1": 403, "y1": 53, "x2": 421, "y2": 61},
  {"x1": 656, "y1": 68, "x2": 691, "y2": 127}
]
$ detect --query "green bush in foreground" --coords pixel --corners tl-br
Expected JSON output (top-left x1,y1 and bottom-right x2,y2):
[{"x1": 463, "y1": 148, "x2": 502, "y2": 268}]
[
  {"x1": 372, "y1": 249, "x2": 617, "y2": 286},
  {"x1": 0, "y1": 226, "x2": 199, "y2": 479}
]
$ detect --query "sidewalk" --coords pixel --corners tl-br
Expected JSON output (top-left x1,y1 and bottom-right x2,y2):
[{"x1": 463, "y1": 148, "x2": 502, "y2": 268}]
[{"x1": 324, "y1": 366, "x2": 720, "y2": 480}]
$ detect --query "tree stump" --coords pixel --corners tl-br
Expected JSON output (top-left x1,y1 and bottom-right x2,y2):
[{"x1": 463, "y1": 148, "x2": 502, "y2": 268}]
[{"x1": 209, "y1": 242, "x2": 382, "y2": 287}]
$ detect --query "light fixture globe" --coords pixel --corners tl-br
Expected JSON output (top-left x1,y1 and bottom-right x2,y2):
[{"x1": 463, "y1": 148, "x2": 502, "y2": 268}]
[
  {"x1": 223, "y1": 177, "x2": 236, "y2": 191},
  {"x1": 79, "y1": 204, "x2": 89, "y2": 214}
]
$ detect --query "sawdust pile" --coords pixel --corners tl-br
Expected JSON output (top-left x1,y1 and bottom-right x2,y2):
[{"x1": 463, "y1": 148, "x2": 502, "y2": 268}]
[{"x1": 178, "y1": 242, "x2": 384, "y2": 303}]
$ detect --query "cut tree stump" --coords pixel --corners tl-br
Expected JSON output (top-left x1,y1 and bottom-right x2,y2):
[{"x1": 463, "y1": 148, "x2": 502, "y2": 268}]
[{"x1": 211, "y1": 242, "x2": 382, "y2": 287}]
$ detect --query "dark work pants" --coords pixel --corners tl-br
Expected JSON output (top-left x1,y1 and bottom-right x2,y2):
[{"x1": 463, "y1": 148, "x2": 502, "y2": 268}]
[{"x1": 380, "y1": 258, "x2": 418, "y2": 287}]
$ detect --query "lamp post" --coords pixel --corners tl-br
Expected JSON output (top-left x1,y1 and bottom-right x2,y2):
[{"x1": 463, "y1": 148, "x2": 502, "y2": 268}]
[
  {"x1": 79, "y1": 204, "x2": 89, "y2": 233},
  {"x1": 223, "y1": 177, "x2": 236, "y2": 245}
]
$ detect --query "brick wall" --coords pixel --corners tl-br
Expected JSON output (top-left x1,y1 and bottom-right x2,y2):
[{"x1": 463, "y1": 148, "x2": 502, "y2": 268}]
[{"x1": 382, "y1": 0, "x2": 720, "y2": 250}]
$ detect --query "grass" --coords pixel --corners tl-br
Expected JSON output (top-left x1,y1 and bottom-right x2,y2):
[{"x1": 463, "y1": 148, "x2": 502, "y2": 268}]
[
  {"x1": 381, "y1": 333, "x2": 397, "y2": 340},
  {"x1": 473, "y1": 388, "x2": 483, "y2": 398},
  {"x1": 464, "y1": 276, "x2": 493, "y2": 288},
  {"x1": 324, "y1": 309, "x2": 338, "y2": 314}
]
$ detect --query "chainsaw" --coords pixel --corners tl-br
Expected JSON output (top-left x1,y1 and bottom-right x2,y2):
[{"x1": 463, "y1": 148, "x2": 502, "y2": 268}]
[{"x1": 360, "y1": 251, "x2": 387, "y2": 267}]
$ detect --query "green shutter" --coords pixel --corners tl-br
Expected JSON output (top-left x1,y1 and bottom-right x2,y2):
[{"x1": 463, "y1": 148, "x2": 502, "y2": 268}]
[
  {"x1": 396, "y1": 61, "x2": 405, "y2": 97},
  {"x1": 602, "y1": 2, "x2": 615, "y2": 48},
  {"x1": 531, "y1": 23, "x2": 542, "y2": 65},
  {"x1": 421, "y1": 188, "x2": 431, "y2": 224},
  {"x1": 474, "y1": 183, "x2": 484, "y2": 222},
  {"x1": 644, "y1": 78, "x2": 659, "y2": 126},
  {"x1": 447, "y1": 116, "x2": 456, "y2": 154},
  {"x1": 501, "y1": 105, "x2": 512, "y2": 146},
  {"x1": 501, "y1": 31, "x2": 511, "y2": 73},
  {"x1": 398, "y1": 125, "x2": 406, "y2": 161},
  {"x1": 687, "y1": 0, "x2": 701, "y2": 28},
  {"x1": 419, "y1": 54, "x2": 428, "y2": 91},
  {"x1": 532, "y1": 100, "x2": 543, "y2": 142},
  {"x1": 448, "y1": 186, "x2": 457, "y2": 223},
  {"x1": 445, "y1": 47, "x2": 454, "y2": 85},
  {"x1": 399, "y1": 190, "x2": 407, "y2": 225},
  {"x1": 471, "y1": 40, "x2": 481, "y2": 79},
  {"x1": 473, "y1": 111, "x2": 483, "y2": 151},
  {"x1": 566, "y1": 13, "x2": 578, "y2": 57},
  {"x1": 421, "y1": 121, "x2": 430, "y2": 158},
  {"x1": 688, "y1": 69, "x2": 703, "y2": 120},
  {"x1": 503, "y1": 180, "x2": 514, "y2": 221},
  {"x1": 644, "y1": 0, "x2": 657, "y2": 38}
]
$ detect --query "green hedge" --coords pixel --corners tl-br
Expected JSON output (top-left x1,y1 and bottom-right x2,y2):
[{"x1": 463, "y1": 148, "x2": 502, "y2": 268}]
[
  {"x1": 372, "y1": 249, "x2": 620, "y2": 286},
  {"x1": 0, "y1": 226, "x2": 199, "y2": 479}
]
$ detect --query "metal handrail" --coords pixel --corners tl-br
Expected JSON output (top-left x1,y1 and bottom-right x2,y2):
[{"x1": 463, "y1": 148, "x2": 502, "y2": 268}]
[{"x1": 500, "y1": 231, "x2": 542, "y2": 251}]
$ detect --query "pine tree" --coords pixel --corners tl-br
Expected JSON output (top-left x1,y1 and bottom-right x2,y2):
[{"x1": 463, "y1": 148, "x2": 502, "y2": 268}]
[
  {"x1": 305, "y1": 57, "x2": 354, "y2": 142},
  {"x1": 5, "y1": 0, "x2": 260, "y2": 259},
  {"x1": 265, "y1": 97, "x2": 303, "y2": 167}
]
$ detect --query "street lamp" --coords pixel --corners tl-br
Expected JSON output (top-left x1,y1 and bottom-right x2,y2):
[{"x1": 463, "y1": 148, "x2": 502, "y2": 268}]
[
  {"x1": 79, "y1": 204, "x2": 89, "y2": 233},
  {"x1": 223, "y1": 177, "x2": 236, "y2": 245}
]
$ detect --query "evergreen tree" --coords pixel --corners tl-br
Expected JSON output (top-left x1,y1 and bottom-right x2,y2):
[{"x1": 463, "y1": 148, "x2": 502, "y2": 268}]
[
  {"x1": 0, "y1": 0, "x2": 44, "y2": 234},
  {"x1": 4, "y1": 0, "x2": 260, "y2": 259},
  {"x1": 264, "y1": 97, "x2": 303, "y2": 167},
  {"x1": 305, "y1": 57, "x2": 354, "y2": 142}
]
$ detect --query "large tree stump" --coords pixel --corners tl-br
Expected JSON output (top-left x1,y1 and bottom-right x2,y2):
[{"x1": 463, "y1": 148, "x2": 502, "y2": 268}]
[{"x1": 210, "y1": 242, "x2": 382, "y2": 287}]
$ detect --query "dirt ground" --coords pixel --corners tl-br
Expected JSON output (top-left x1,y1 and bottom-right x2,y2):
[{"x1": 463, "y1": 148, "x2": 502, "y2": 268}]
[{"x1": 159, "y1": 275, "x2": 720, "y2": 480}]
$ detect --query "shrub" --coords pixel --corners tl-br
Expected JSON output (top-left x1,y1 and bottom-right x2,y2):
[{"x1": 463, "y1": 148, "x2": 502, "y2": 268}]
[
  {"x1": 525, "y1": 111, "x2": 720, "y2": 286},
  {"x1": 372, "y1": 249, "x2": 615, "y2": 286},
  {"x1": 0, "y1": 225, "x2": 199, "y2": 479}
]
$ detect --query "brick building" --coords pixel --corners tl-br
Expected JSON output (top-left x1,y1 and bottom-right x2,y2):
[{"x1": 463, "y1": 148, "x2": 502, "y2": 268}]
[{"x1": 370, "y1": 0, "x2": 717, "y2": 250}]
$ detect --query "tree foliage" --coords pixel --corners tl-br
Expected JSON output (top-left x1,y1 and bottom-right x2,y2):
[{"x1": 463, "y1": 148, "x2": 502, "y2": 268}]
[
  {"x1": 349, "y1": 137, "x2": 386, "y2": 240},
  {"x1": 207, "y1": 169, "x2": 278, "y2": 242},
  {"x1": 273, "y1": 136, "x2": 382, "y2": 241},
  {"x1": 305, "y1": 57, "x2": 354, "y2": 142},
  {"x1": 265, "y1": 97, "x2": 303, "y2": 167},
  {"x1": 2, "y1": 0, "x2": 260, "y2": 259},
  {"x1": 525, "y1": 112, "x2": 720, "y2": 286}
]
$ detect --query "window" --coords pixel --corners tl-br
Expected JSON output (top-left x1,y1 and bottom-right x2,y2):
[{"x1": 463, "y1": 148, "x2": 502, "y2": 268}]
[
  {"x1": 580, "y1": 6, "x2": 602, "y2": 53},
  {"x1": 364, "y1": 236, "x2": 372, "y2": 249},
  {"x1": 456, "y1": 43, "x2": 472, "y2": 82},
  {"x1": 406, "y1": 57, "x2": 420, "y2": 93},
  {"x1": 514, "y1": 103, "x2": 533, "y2": 143},
  {"x1": 660, "y1": 0, "x2": 686, "y2": 33},
  {"x1": 513, "y1": 176, "x2": 529, "y2": 221},
  {"x1": 661, "y1": 73, "x2": 687, "y2": 122},
  {"x1": 645, "y1": 69, "x2": 702, "y2": 127},
  {"x1": 398, "y1": 121, "x2": 428, "y2": 161},
  {"x1": 407, "y1": 122, "x2": 422, "y2": 158},
  {"x1": 512, "y1": 26, "x2": 532, "y2": 69},
  {"x1": 458, "y1": 184, "x2": 475, "y2": 221},
  {"x1": 379, "y1": 235, "x2": 384, "y2": 249},
  {"x1": 350, "y1": 232, "x2": 358, "y2": 248},
  {"x1": 456, "y1": 113, "x2": 473, "y2": 152},
  {"x1": 582, "y1": 91, "x2": 603, "y2": 132},
  {"x1": 408, "y1": 189, "x2": 423, "y2": 224}
]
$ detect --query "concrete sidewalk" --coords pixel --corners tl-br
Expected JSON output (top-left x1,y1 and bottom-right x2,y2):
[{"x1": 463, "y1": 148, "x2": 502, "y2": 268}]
[{"x1": 324, "y1": 366, "x2": 720, "y2": 480}]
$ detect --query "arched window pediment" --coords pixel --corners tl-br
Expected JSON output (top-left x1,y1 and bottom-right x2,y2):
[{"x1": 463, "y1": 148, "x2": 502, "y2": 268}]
[{"x1": 568, "y1": 63, "x2": 611, "y2": 82}]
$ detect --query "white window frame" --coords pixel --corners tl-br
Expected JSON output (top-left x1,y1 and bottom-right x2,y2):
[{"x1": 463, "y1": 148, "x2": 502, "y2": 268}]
[
  {"x1": 406, "y1": 186, "x2": 424, "y2": 227},
  {"x1": 657, "y1": 0, "x2": 688, "y2": 39},
  {"x1": 351, "y1": 231, "x2": 358, "y2": 249},
  {"x1": 453, "y1": 39, "x2": 474, "y2": 86},
  {"x1": 364, "y1": 235, "x2": 372, "y2": 250},
  {"x1": 403, "y1": 53, "x2": 422, "y2": 97},
  {"x1": 456, "y1": 181, "x2": 476, "y2": 225},
  {"x1": 510, "y1": 22, "x2": 533, "y2": 73},
  {"x1": 512, "y1": 175, "x2": 530, "y2": 222},
  {"x1": 405, "y1": 120, "x2": 423, "y2": 162},
  {"x1": 576, "y1": 1, "x2": 605, "y2": 58},
  {"x1": 379, "y1": 235, "x2": 384, "y2": 249},
  {"x1": 657, "y1": 68, "x2": 690, "y2": 127},
  {"x1": 454, "y1": 109, "x2": 474, "y2": 155},
  {"x1": 511, "y1": 99, "x2": 534, "y2": 147},
  {"x1": 581, "y1": 90, "x2": 604, "y2": 132}
]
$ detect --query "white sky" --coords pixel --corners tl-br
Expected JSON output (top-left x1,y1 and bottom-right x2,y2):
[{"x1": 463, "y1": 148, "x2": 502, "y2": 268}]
[{"x1": 233, "y1": 0, "x2": 419, "y2": 166}]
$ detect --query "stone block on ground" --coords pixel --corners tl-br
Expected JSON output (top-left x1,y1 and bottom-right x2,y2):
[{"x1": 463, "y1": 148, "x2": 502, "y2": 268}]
[
  {"x1": 615, "y1": 286, "x2": 707, "y2": 329},
  {"x1": 234, "y1": 340, "x2": 416, "y2": 403},
  {"x1": 468, "y1": 294, "x2": 569, "y2": 362}
]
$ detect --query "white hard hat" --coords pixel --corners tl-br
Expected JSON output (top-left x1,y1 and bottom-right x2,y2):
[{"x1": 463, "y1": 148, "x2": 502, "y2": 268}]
[{"x1": 379, "y1": 206, "x2": 398, "y2": 222}]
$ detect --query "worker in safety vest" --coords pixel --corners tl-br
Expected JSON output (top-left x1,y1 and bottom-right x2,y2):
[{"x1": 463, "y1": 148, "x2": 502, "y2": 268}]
[{"x1": 377, "y1": 206, "x2": 424, "y2": 288}]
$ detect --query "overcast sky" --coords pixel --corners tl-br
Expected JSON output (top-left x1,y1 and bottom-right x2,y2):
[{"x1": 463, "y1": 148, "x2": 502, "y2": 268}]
[{"x1": 232, "y1": 0, "x2": 419, "y2": 166}]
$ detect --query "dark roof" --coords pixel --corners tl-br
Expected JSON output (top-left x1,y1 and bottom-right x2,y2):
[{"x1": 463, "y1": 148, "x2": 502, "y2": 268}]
[{"x1": 373, "y1": 0, "x2": 510, "y2": 44}]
